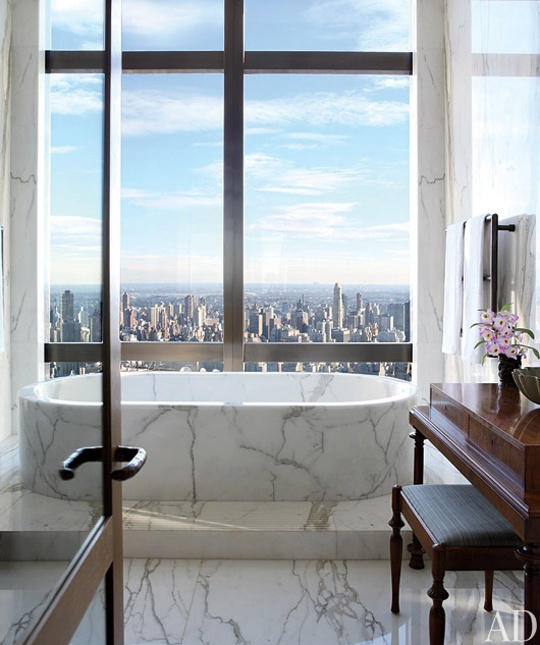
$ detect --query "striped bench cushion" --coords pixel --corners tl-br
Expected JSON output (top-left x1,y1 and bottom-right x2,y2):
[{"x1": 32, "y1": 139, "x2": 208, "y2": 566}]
[{"x1": 402, "y1": 484, "x2": 523, "y2": 548}]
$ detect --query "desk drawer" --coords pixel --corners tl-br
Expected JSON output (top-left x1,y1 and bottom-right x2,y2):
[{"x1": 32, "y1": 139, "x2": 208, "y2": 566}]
[
  {"x1": 430, "y1": 390, "x2": 469, "y2": 431},
  {"x1": 468, "y1": 418, "x2": 522, "y2": 476}
]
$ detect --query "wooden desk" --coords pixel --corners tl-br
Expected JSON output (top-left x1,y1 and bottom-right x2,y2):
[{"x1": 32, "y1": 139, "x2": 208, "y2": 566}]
[{"x1": 410, "y1": 383, "x2": 540, "y2": 643}]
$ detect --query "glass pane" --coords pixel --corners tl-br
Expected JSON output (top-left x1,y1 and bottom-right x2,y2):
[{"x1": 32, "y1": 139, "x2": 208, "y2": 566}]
[
  {"x1": 122, "y1": 0, "x2": 224, "y2": 51},
  {"x1": 121, "y1": 74, "x2": 224, "y2": 342},
  {"x1": 49, "y1": 73, "x2": 104, "y2": 344},
  {"x1": 122, "y1": 360, "x2": 224, "y2": 372},
  {"x1": 245, "y1": 361, "x2": 412, "y2": 379},
  {"x1": 472, "y1": 76, "x2": 540, "y2": 217},
  {"x1": 5, "y1": 66, "x2": 106, "y2": 642},
  {"x1": 71, "y1": 580, "x2": 106, "y2": 644},
  {"x1": 472, "y1": 1, "x2": 540, "y2": 54},
  {"x1": 245, "y1": 74, "x2": 410, "y2": 346},
  {"x1": 49, "y1": 0, "x2": 105, "y2": 50},
  {"x1": 0, "y1": 561, "x2": 70, "y2": 643},
  {"x1": 120, "y1": 286, "x2": 223, "y2": 343},
  {"x1": 2, "y1": 371, "x2": 103, "y2": 641},
  {"x1": 246, "y1": 0, "x2": 411, "y2": 52}
]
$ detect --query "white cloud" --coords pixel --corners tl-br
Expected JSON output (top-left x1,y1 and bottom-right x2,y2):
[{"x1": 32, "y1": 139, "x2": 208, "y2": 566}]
[
  {"x1": 248, "y1": 202, "x2": 350, "y2": 238},
  {"x1": 121, "y1": 87, "x2": 407, "y2": 137},
  {"x1": 280, "y1": 132, "x2": 349, "y2": 151},
  {"x1": 245, "y1": 153, "x2": 373, "y2": 196},
  {"x1": 246, "y1": 91, "x2": 408, "y2": 129},
  {"x1": 51, "y1": 145, "x2": 78, "y2": 155},
  {"x1": 50, "y1": 76, "x2": 103, "y2": 115},
  {"x1": 51, "y1": 0, "x2": 221, "y2": 45},
  {"x1": 121, "y1": 251, "x2": 221, "y2": 283},
  {"x1": 122, "y1": 0, "x2": 222, "y2": 39},
  {"x1": 51, "y1": 0, "x2": 103, "y2": 42},
  {"x1": 122, "y1": 90, "x2": 222, "y2": 136},
  {"x1": 122, "y1": 187, "x2": 221, "y2": 210},
  {"x1": 304, "y1": 0, "x2": 410, "y2": 51},
  {"x1": 368, "y1": 78, "x2": 410, "y2": 92},
  {"x1": 245, "y1": 249, "x2": 409, "y2": 286},
  {"x1": 50, "y1": 215, "x2": 102, "y2": 284},
  {"x1": 51, "y1": 215, "x2": 102, "y2": 240},
  {"x1": 248, "y1": 202, "x2": 409, "y2": 244}
]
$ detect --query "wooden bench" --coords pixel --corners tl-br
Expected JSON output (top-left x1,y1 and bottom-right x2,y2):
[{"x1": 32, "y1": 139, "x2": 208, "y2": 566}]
[{"x1": 389, "y1": 484, "x2": 523, "y2": 645}]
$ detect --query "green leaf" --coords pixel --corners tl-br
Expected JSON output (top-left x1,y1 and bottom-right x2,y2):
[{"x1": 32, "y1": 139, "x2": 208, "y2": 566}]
[{"x1": 516, "y1": 327, "x2": 535, "y2": 339}]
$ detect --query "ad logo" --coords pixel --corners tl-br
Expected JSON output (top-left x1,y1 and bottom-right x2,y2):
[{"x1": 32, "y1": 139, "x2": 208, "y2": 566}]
[{"x1": 485, "y1": 610, "x2": 537, "y2": 642}]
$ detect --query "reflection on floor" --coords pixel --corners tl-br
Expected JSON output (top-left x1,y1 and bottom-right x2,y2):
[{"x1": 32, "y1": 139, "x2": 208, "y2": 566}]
[
  {"x1": 124, "y1": 559, "x2": 523, "y2": 645},
  {"x1": 0, "y1": 436, "x2": 526, "y2": 644}
]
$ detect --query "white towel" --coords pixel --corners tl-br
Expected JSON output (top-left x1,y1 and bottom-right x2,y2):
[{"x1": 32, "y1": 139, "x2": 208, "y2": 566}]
[
  {"x1": 497, "y1": 214, "x2": 535, "y2": 332},
  {"x1": 442, "y1": 222, "x2": 464, "y2": 355},
  {"x1": 462, "y1": 215, "x2": 488, "y2": 363}
]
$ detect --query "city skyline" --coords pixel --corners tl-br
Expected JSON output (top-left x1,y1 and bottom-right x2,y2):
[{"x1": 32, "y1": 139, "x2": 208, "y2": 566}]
[
  {"x1": 50, "y1": 280, "x2": 410, "y2": 341},
  {"x1": 49, "y1": 280, "x2": 411, "y2": 379}
]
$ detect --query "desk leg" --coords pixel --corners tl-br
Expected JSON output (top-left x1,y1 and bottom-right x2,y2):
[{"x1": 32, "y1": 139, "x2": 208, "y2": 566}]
[
  {"x1": 409, "y1": 429, "x2": 425, "y2": 485},
  {"x1": 516, "y1": 544, "x2": 540, "y2": 644}
]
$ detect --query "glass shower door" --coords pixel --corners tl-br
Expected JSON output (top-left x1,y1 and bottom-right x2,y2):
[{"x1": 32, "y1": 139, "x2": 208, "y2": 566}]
[{"x1": 1, "y1": 0, "x2": 136, "y2": 640}]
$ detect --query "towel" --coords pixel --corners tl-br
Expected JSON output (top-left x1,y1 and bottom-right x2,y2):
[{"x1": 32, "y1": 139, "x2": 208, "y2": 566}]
[
  {"x1": 497, "y1": 214, "x2": 535, "y2": 333},
  {"x1": 442, "y1": 222, "x2": 464, "y2": 355},
  {"x1": 462, "y1": 215, "x2": 488, "y2": 363}
]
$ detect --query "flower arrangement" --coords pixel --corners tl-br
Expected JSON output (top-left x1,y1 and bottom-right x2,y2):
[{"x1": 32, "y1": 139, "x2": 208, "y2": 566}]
[{"x1": 471, "y1": 304, "x2": 540, "y2": 364}]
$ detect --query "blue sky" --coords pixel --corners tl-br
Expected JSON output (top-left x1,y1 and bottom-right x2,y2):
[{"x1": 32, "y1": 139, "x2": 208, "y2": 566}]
[{"x1": 48, "y1": 0, "x2": 411, "y2": 287}]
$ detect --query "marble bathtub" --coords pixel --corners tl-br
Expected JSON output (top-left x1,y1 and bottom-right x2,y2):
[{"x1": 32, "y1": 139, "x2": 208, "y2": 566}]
[{"x1": 18, "y1": 372, "x2": 417, "y2": 502}]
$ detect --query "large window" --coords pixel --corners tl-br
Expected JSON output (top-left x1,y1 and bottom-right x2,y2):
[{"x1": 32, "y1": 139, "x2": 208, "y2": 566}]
[{"x1": 45, "y1": 0, "x2": 413, "y2": 375}]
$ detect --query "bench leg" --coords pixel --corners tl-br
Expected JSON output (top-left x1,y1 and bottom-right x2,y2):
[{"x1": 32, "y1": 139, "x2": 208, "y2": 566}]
[
  {"x1": 484, "y1": 570, "x2": 494, "y2": 612},
  {"x1": 389, "y1": 485, "x2": 405, "y2": 613},
  {"x1": 408, "y1": 532, "x2": 425, "y2": 570},
  {"x1": 427, "y1": 547, "x2": 449, "y2": 645}
]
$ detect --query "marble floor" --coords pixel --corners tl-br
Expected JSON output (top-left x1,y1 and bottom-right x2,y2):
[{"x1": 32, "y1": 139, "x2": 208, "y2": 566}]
[
  {"x1": 0, "y1": 436, "x2": 526, "y2": 644},
  {"x1": 123, "y1": 558, "x2": 523, "y2": 645}
]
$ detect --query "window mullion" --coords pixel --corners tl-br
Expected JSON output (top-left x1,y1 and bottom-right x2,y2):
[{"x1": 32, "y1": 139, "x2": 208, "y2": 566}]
[{"x1": 223, "y1": 0, "x2": 245, "y2": 371}]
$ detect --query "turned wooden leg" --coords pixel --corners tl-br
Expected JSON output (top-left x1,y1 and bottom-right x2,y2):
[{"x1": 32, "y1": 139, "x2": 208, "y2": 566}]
[
  {"x1": 484, "y1": 570, "x2": 494, "y2": 612},
  {"x1": 516, "y1": 543, "x2": 540, "y2": 644},
  {"x1": 408, "y1": 532, "x2": 425, "y2": 570},
  {"x1": 389, "y1": 485, "x2": 405, "y2": 613},
  {"x1": 409, "y1": 428, "x2": 426, "y2": 485},
  {"x1": 427, "y1": 547, "x2": 449, "y2": 645}
]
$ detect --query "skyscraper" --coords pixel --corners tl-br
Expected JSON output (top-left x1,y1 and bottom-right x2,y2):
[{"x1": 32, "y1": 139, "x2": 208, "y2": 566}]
[
  {"x1": 60, "y1": 289, "x2": 81, "y2": 341},
  {"x1": 61, "y1": 289, "x2": 75, "y2": 322},
  {"x1": 333, "y1": 283, "x2": 343, "y2": 329}
]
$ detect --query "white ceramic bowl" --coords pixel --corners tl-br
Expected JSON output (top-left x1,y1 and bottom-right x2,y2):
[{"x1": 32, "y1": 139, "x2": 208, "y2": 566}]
[{"x1": 512, "y1": 367, "x2": 540, "y2": 404}]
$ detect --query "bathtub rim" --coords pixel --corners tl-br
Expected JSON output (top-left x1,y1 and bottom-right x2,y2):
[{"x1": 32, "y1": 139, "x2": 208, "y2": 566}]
[{"x1": 18, "y1": 371, "x2": 417, "y2": 408}]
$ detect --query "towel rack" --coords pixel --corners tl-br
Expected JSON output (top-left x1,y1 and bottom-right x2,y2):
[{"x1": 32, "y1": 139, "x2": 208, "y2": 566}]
[{"x1": 484, "y1": 213, "x2": 515, "y2": 311}]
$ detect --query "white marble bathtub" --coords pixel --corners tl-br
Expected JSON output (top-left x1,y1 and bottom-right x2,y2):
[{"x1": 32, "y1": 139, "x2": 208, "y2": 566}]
[{"x1": 18, "y1": 372, "x2": 417, "y2": 502}]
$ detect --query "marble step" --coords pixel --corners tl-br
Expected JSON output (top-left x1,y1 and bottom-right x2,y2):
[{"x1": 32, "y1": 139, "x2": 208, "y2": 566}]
[{"x1": 122, "y1": 496, "x2": 411, "y2": 560}]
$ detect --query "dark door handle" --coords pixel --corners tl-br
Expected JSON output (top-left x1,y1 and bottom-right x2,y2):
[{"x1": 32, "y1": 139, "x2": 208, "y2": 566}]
[
  {"x1": 59, "y1": 445, "x2": 147, "y2": 482},
  {"x1": 59, "y1": 446, "x2": 103, "y2": 480},
  {"x1": 111, "y1": 446, "x2": 147, "y2": 481}
]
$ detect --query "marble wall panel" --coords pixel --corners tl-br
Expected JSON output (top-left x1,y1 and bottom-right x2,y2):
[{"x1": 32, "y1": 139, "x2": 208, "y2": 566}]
[
  {"x1": 0, "y1": 1, "x2": 11, "y2": 440},
  {"x1": 412, "y1": 0, "x2": 446, "y2": 400},
  {"x1": 9, "y1": 0, "x2": 44, "y2": 432}
]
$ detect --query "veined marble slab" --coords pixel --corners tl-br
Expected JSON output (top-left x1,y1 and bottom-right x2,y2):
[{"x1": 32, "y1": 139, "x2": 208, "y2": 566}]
[{"x1": 124, "y1": 559, "x2": 524, "y2": 645}]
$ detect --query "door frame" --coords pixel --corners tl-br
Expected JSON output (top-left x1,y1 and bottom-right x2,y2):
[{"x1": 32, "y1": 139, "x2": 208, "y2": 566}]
[{"x1": 24, "y1": 0, "x2": 124, "y2": 641}]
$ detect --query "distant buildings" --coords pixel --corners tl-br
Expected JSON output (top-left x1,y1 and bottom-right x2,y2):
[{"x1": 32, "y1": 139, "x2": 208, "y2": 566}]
[{"x1": 48, "y1": 284, "x2": 411, "y2": 379}]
